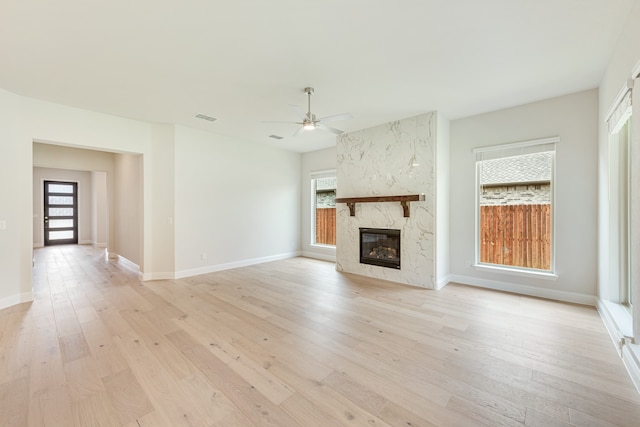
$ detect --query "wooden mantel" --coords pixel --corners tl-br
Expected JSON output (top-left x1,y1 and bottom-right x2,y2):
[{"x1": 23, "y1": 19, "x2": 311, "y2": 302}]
[{"x1": 335, "y1": 194, "x2": 425, "y2": 217}]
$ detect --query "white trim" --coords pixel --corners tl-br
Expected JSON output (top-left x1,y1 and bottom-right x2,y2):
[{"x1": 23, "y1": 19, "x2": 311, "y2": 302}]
[
  {"x1": 78, "y1": 240, "x2": 93, "y2": 245},
  {"x1": 632, "y1": 59, "x2": 640, "y2": 80},
  {"x1": 474, "y1": 140, "x2": 557, "y2": 274},
  {"x1": 33, "y1": 243, "x2": 44, "y2": 249},
  {"x1": 472, "y1": 264, "x2": 558, "y2": 280},
  {"x1": 607, "y1": 87, "x2": 633, "y2": 135},
  {"x1": 598, "y1": 298, "x2": 640, "y2": 393},
  {"x1": 622, "y1": 344, "x2": 640, "y2": 393},
  {"x1": 116, "y1": 255, "x2": 139, "y2": 273},
  {"x1": 140, "y1": 271, "x2": 175, "y2": 281},
  {"x1": 310, "y1": 168, "x2": 336, "y2": 178},
  {"x1": 448, "y1": 274, "x2": 596, "y2": 306},
  {"x1": 605, "y1": 79, "x2": 634, "y2": 124},
  {"x1": 309, "y1": 243, "x2": 336, "y2": 250},
  {"x1": 309, "y1": 179, "x2": 316, "y2": 245},
  {"x1": 472, "y1": 136, "x2": 560, "y2": 154},
  {"x1": 174, "y1": 251, "x2": 301, "y2": 279},
  {"x1": 600, "y1": 299, "x2": 634, "y2": 339},
  {"x1": 0, "y1": 292, "x2": 33, "y2": 310},
  {"x1": 301, "y1": 251, "x2": 336, "y2": 262},
  {"x1": 598, "y1": 299, "x2": 633, "y2": 356},
  {"x1": 436, "y1": 275, "x2": 451, "y2": 290},
  {"x1": 310, "y1": 172, "x2": 337, "y2": 247}
]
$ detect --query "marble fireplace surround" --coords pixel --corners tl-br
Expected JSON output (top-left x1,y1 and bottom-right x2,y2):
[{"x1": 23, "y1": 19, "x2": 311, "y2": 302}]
[{"x1": 336, "y1": 112, "x2": 436, "y2": 289}]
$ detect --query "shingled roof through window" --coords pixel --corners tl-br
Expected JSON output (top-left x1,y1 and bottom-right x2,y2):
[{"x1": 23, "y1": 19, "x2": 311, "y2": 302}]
[
  {"x1": 480, "y1": 152, "x2": 552, "y2": 186},
  {"x1": 316, "y1": 177, "x2": 337, "y2": 191}
]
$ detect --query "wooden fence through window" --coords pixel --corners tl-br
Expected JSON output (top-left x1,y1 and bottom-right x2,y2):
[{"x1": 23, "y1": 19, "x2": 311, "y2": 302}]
[
  {"x1": 316, "y1": 208, "x2": 336, "y2": 245},
  {"x1": 480, "y1": 204, "x2": 551, "y2": 270}
]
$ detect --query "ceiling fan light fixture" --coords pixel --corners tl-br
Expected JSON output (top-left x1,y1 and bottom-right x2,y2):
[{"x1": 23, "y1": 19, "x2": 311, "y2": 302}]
[{"x1": 264, "y1": 86, "x2": 351, "y2": 137}]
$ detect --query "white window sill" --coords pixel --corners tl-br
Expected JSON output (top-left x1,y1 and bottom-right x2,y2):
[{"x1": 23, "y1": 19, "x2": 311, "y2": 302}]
[
  {"x1": 310, "y1": 244, "x2": 336, "y2": 249},
  {"x1": 473, "y1": 263, "x2": 558, "y2": 280},
  {"x1": 601, "y1": 299, "x2": 633, "y2": 339}
]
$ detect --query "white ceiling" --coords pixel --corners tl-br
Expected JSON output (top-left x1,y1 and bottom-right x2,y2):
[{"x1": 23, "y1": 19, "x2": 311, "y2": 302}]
[{"x1": 1, "y1": 0, "x2": 636, "y2": 152}]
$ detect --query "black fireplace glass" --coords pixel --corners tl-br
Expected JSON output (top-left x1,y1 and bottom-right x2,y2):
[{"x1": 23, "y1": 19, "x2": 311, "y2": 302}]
[{"x1": 359, "y1": 228, "x2": 401, "y2": 269}]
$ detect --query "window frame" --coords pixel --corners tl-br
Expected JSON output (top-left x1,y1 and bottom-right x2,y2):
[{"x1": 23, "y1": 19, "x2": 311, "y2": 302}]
[
  {"x1": 607, "y1": 89, "x2": 633, "y2": 310},
  {"x1": 310, "y1": 170, "x2": 337, "y2": 248},
  {"x1": 473, "y1": 137, "x2": 559, "y2": 277}
]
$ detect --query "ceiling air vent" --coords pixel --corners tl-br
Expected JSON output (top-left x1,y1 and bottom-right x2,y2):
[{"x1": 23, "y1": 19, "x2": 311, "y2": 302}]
[
  {"x1": 194, "y1": 113, "x2": 217, "y2": 122},
  {"x1": 269, "y1": 135, "x2": 284, "y2": 140}
]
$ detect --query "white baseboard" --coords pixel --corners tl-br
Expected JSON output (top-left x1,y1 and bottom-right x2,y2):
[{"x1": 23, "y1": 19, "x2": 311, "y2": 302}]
[
  {"x1": 174, "y1": 251, "x2": 301, "y2": 279},
  {"x1": 448, "y1": 274, "x2": 597, "y2": 306},
  {"x1": 0, "y1": 291, "x2": 33, "y2": 310},
  {"x1": 139, "y1": 272, "x2": 175, "y2": 281},
  {"x1": 622, "y1": 343, "x2": 640, "y2": 393},
  {"x1": 436, "y1": 274, "x2": 451, "y2": 290},
  {"x1": 34, "y1": 242, "x2": 100, "y2": 249},
  {"x1": 300, "y1": 251, "x2": 336, "y2": 263},
  {"x1": 116, "y1": 255, "x2": 139, "y2": 273}
]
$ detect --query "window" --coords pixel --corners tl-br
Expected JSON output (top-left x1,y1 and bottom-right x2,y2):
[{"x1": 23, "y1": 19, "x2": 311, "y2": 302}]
[
  {"x1": 474, "y1": 138, "x2": 557, "y2": 273},
  {"x1": 311, "y1": 174, "x2": 336, "y2": 246},
  {"x1": 608, "y1": 98, "x2": 632, "y2": 308}
]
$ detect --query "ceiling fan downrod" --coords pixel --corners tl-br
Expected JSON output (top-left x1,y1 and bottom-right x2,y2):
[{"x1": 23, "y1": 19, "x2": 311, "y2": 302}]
[{"x1": 304, "y1": 87, "x2": 315, "y2": 127}]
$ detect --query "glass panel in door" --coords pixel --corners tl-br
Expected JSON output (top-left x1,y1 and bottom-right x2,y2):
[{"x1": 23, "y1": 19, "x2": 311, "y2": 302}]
[{"x1": 44, "y1": 181, "x2": 78, "y2": 246}]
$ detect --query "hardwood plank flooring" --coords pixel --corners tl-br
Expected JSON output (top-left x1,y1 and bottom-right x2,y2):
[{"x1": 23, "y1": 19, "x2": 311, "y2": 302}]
[{"x1": 1, "y1": 245, "x2": 639, "y2": 426}]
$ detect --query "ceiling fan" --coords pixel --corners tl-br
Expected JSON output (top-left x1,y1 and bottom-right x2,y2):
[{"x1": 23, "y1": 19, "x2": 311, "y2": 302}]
[{"x1": 266, "y1": 87, "x2": 353, "y2": 136}]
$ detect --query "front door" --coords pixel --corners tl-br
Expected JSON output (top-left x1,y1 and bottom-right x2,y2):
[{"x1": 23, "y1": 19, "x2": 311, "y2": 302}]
[{"x1": 44, "y1": 181, "x2": 78, "y2": 246}]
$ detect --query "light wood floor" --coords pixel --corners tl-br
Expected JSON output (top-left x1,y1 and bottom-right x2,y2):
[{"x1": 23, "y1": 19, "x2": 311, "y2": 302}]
[{"x1": 2, "y1": 245, "x2": 640, "y2": 426}]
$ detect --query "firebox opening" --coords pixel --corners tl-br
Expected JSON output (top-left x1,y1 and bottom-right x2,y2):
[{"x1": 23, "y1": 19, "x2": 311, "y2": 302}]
[{"x1": 360, "y1": 228, "x2": 401, "y2": 269}]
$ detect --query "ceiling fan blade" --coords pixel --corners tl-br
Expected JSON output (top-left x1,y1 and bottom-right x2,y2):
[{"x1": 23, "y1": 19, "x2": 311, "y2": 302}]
[
  {"x1": 317, "y1": 124, "x2": 344, "y2": 135},
  {"x1": 293, "y1": 126, "x2": 305, "y2": 137},
  {"x1": 289, "y1": 104, "x2": 308, "y2": 121},
  {"x1": 318, "y1": 112, "x2": 353, "y2": 123}
]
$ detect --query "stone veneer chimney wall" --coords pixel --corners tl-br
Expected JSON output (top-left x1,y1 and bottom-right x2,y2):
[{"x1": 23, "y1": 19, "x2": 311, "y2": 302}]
[{"x1": 336, "y1": 112, "x2": 436, "y2": 288}]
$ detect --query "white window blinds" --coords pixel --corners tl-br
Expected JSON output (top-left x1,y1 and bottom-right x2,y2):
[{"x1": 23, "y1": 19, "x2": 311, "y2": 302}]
[
  {"x1": 606, "y1": 79, "x2": 633, "y2": 135},
  {"x1": 473, "y1": 137, "x2": 558, "y2": 162}
]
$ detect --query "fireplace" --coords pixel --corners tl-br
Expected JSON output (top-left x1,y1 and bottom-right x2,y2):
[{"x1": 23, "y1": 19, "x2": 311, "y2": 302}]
[{"x1": 360, "y1": 228, "x2": 401, "y2": 269}]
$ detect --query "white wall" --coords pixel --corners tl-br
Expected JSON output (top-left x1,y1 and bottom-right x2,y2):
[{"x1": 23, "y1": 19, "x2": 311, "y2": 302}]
[
  {"x1": 0, "y1": 86, "x2": 306, "y2": 309},
  {"x1": 301, "y1": 146, "x2": 337, "y2": 262},
  {"x1": 32, "y1": 167, "x2": 93, "y2": 247},
  {"x1": 33, "y1": 144, "x2": 144, "y2": 269},
  {"x1": 0, "y1": 88, "x2": 171, "y2": 309},
  {"x1": 173, "y1": 125, "x2": 301, "y2": 277},
  {"x1": 33, "y1": 143, "x2": 115, "y2": 248},
  {"x1": 0, "y1": 89, "x2": 32, "y2": 308},
  {"x1": 144, "y1": 124, "x2": 175, "y2": 280},
  {"x1": 92, "y1": 171, "x2": 108, "y2": 247},
  {"x1": 449, "y1": 89, "x2": 599, "y2": 304},
  {"x1": 114, "y1": 153, "x2": 143, "y2": 267},
  {"x1": 436, "y1": 114, "x2": 450, "y2": 288},
  {"x1": 22, "y1": 93, "x2": 175, "y2": 278}
]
